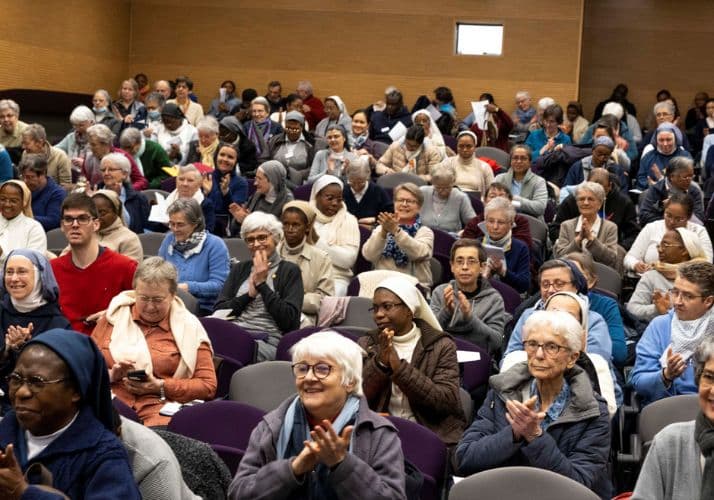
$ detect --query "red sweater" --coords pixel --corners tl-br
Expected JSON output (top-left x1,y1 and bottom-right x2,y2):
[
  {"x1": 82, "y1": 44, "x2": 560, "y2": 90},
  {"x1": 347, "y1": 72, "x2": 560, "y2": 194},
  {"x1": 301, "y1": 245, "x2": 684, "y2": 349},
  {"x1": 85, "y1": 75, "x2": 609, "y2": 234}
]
[
  {"x1": 303, "y1": 95, "x2": 326, "y2": 130},
  {"x1": 51, "y1": 248, "x2": 138, "y2": 334}
]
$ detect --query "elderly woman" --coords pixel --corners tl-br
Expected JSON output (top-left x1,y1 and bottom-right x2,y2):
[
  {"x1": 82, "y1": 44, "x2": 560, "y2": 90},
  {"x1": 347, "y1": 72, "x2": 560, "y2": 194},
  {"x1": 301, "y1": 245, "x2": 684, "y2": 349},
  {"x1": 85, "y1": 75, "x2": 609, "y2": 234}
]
[
  {"x1": 245, "y1": 97, "x2": 283, "y2": 163},
  {"x1": 158, "y1": 199, "x2": 229, "y2": 315},
  {"x1": 637, "y1": 122, "x2": 693, "y2": 189},
  {"x1": 343, "y1": 159, "x2": 393, "y2": 228},
  {"x1": 118, "y1": 126, "x2": 171, "y2": 189},
  {"x1": 155, "y1": 103, "x2": 198, "y2": 166},
  {"x1": 493, "y1": 144, "x2": 548, "y2": 218},
  {"x1": 413, "y1": 109, "x2": 448, "y2": 159},
  {"x1": 640, "y1": 156, "x2": 705, "y2": 226},
  {"x1": 157, "y1": 163, "x2": 217, "y2": 233},
  {"x1": 553, "y1": 181, "x2": 621, "y2": 271},
  {"x1": 511, "y1": 90, "x2": 537, "y2": 140},
  {"x1": 92, "y1": 88, "x2": 121, "y2": 134},
  {"x1": 55, "y1": 104, "x2": 94, "y2": 168},
  {"x1": 214, "y1": 212, "x2": 303, "y2": 361},
  {"x1": 438, "y1": 131, "x2": 494, "y2": 193},
  {"x1": 228, "y1": 160, "x2": 293, "y2": 235},
  {"x1": 231, "y1": 330, "x2": 407, "y2": 499},
  {"x1": 314, "y1": 96, "x2": 352, "y2": 138},
  {"x1": 632, "y1": 336, "x2": 714, "y2": 500},
  {"x1": 113, "y1": 78, "x2": 147, "y2": 131},
  {"x1": 279, "y1": 201, "x2": 334, "y2": 326},
  {"x1": 307, "y1": 175, "x2": 359, "y2": 296},
  {"x1": 419, "y1": 163, "x2": 475, "y2": 234},
  {"x1": 142, "y1": 91, "x2": 165, "y2": 141},
  {"x1": 98, "y1": 152, "x2": 149, "y2": 234},
  {"x1": 456, "y1": 310, "x2": 611, "y2": 497},
  {"x1": 462, "y1": 182, "x2": 533, "y2": 248},
  {"x1": 268, "y1": 111, "x2": 315, "y2": 185},
  {"x1": 0, "y1": 180, "x2": 46, "y2": 264},
  {"x1": 525, "y1": 104, "x2": 573, "y2": 161},
  {"x1": 561, "y1": 136, "x2": 618, "y2": 201},
  {"x1": 627, "y1": 228, "x2": 708, "y2": 323},
  {"x1": 83, "y1": 123, "x2": 147, "y2": 190},
  {"x1": 430, "y1": 239, "x2": 507, "y2": 355},
  {"x1": 202, "y1": 142, "x2": 249, "y2": 235},
  {"x1": 479, "y1": 197, "x2": 531, "y2": 293},
  {"x1": 185, "y1": 115, "x2": 221, "y2": 168},
  {"x1": 362, "y1": 182, "x2": 434, "y2": 290},
  {"x1": 625, "y1": 192, "x2": 713, "y2": 273},
  {"x1": 359, "y1": 277, "x2": 465, "y2": 444},
  {"x1": 375, "y1": 125, "x2": 441, "y2": 182},
  {"x1": 20, "y1": 123, "x2": 72, "y2": 187},
  {"x1": 92, "y1": 257, "x2": 217, "y2": 427},
  {"x1": 89, "y1": 190, "x2": 143, "y2": 262},
  {"x1": 307, "y1": 124, "x2": 357, "y2": 183},
  {"x1": 166, "y1": 76, "x2": 204, "y2": 126},
  {"x1": 0, "y1": 329, "x2": 140, "y2": 498}
]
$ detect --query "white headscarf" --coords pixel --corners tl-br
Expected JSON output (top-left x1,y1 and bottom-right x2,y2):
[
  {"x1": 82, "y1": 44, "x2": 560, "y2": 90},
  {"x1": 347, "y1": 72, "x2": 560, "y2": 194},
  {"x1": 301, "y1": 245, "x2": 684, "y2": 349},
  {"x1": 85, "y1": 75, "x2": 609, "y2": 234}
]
[
  {"x1": 412, "y1": 109, "x2": 446, "y2": 158},
  {"x1": 327, "y1": 95, "x2": 349, "y2": 117},
  {"x1": 6, "y1": 255, "x2": 46, "y2": 313},
  {"x1": 376, "y1": 276, "x2": 441, "y2": 331},
  {"x1": 675, "y1": 227, "x2": 706, "y2": 260}
]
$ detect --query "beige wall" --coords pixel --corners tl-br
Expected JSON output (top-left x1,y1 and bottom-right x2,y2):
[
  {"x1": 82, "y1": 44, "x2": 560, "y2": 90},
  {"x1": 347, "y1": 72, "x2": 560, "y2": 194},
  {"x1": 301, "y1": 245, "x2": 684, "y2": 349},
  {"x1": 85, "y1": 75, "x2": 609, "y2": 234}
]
[
  {"x1": 580, "y1": 0, "x2": 714, "y2": 124},
  {"x1": 0, "y1": 0, "x2": 130, "y2": 96},
  {"x1": 129, "y1": 0, "x2": 584, "y2": 119}
]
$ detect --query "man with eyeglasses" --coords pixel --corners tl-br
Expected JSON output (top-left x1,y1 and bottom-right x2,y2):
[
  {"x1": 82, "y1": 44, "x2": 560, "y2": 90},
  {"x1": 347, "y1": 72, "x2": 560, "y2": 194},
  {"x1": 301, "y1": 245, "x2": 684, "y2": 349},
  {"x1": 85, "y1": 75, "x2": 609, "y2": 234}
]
[
  {"x1": 631, "y1": 261, "x2": 714, "y2": 406},
  {"x1": 50, "y1": 193, "x2": 137, "y2": 334}
]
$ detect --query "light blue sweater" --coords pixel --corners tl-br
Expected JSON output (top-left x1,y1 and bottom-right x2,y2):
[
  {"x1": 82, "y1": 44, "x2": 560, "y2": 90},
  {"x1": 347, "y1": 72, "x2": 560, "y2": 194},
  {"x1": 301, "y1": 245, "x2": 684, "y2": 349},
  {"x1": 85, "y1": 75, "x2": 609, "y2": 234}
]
[{"x1": 158, "y1": 233, "x2": 230, "y2": 312}]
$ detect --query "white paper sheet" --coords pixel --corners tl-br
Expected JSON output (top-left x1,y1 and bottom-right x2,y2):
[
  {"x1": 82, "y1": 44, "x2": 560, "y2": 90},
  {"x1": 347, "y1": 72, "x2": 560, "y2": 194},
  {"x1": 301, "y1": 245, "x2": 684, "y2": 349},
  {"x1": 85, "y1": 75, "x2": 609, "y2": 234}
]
[
  {"x1": 147, "y1": 192, "x2": 169, "y2": 224},
  {"x1": 426, "y1": 104, "x2": 442, "y2": 121},
  {"x1": 457, "y1": 350, "x2": 482, "y2": 363},
  {"x1": 388, "y1": 121, "x2": 408, "y2": 142},
  {"x1": 471, "y1": 100, "x2": 489, "y2": 130}
]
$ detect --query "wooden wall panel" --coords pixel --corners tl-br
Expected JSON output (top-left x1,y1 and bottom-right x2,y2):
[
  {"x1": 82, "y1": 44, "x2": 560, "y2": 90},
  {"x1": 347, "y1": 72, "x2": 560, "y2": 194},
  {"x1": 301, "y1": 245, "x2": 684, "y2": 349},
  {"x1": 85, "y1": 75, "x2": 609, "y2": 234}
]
[
  {"x1": 580, "y1": 0, "x2": 714, "y2": 123},
  {"x1": 0, "y1": 0, "x2": 130, "y2": 96},
  {"x1": 129, "y1": 0, "x2": 584, "y2": 119}
]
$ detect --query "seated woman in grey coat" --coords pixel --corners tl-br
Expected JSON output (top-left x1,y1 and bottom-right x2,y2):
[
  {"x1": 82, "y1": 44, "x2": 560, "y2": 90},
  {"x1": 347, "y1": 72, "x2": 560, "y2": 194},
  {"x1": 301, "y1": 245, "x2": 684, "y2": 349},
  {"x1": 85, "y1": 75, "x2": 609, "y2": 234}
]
[
  {"x1": 431, "y1": 238, "x2": 507, "y2": 355},
  {"x1": 419, "y1": 163, "x2": 475, "y2": 235},
  {"x1": 230, "y1": 330, "x2": 406, "y2": 500}
]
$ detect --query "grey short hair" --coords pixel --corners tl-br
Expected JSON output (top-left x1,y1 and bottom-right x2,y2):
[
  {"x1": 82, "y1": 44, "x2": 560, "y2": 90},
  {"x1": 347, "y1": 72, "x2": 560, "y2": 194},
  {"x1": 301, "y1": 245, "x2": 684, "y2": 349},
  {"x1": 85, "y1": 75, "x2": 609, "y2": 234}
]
[
  {"x1": 251, "y1": 97, "x2": 270, "y2": 113},
  {"x1": 430, "y1": 163, "x2": 456, "y2": 184},
  {"x1": 167, "y1": 198, "x2": 206, "y2": 232},
  {"x1": 69, "y1": 105, "x2": 95, "y2": 125},
  {"x1": 133, "y1": 256, "x2": 178, "y2": 294},
  {"x1": 240, "y1": 211, "x2": 283, "y2": 241},
  {"x1": 538, "y1": 97, "x2": 555, "y2": 111},
  {"x1": 523, "y1": 310, "x2": 583, "y2": 352},
  {"x1": 101, "y1": 152, "x2": 131, "y2": 175},
  {"x1": 484, "y1": 196, "x2": 516, "y2": 222},
  {"x1": 297, "y1": 80, "x2": 313, "y2": 94},
  {"x1": 94, "y1": 89, "x2": 112, "y2": 106},
  {"x1": 87, "y1": 124, "x2": 115, "y2": 145},
  {"x1": 575, "y1": 181, "x2": 606, "y2": 205},
  {"x1": 0, "y1": 99, "x2": 20, "y2": 116},
  {"x1": 119, "y1": 127, "x2": 142, "y2": 149},
  {"x1": 694, "y1": 337, "x2": 714, "y2": 385},
  {"x1": 21, "y1": 124, "x2": 47, "y2": 143},
  {"x1": 346, "y1": 157, "x2": 371, "y2": 179},
  {"x1": 394, "y1": 182, "x2": 424, "y2": 207},
  {"x1": 196, "y1": 115, "x2": 219, "y2": 135},
  {"x1": 654, "y1": 101, "x2": 675, "y2": 116},
  {"x1": 178, "y1": 164, "x2": 202, "y2": 180},
  {"x1": 515, "y1": 91, "x2": 530, "y2": 101},
  {"x1": 145, "y1": 92, "x2": 166, "y2": 107},
  {"x1": 291, "y1": 330, "x2": 364, "y2": 397}
]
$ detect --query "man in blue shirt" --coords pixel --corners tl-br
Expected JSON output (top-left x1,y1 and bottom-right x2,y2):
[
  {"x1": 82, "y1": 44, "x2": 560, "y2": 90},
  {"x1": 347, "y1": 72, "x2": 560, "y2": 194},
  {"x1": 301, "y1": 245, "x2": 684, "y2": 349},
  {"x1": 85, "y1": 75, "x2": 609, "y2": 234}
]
[{"x1": 20, "y1": 153, "x2": 66, "y2": 230}]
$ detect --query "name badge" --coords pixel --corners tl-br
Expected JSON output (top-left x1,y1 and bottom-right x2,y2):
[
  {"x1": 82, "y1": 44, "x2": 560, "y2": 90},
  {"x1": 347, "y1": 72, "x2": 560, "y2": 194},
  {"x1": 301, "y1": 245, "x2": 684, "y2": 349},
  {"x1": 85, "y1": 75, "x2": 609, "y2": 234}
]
[{"x1": 381, "y1": 127, "x2": 390, "y2": 132}]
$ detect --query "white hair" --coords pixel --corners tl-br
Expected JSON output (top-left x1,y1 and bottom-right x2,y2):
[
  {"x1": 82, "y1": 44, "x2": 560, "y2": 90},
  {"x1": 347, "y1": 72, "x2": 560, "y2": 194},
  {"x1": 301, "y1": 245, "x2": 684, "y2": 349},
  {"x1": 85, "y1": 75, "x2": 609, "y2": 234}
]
[
  {"x1": 484, "y1": 196, "x2": 516, "y2": 222},
  {"x1": 0, "y1": 99, "x2": 20, "y2": 116},
  {"x1": 602, "y1": 102, "x2": 624, "y2": 120},
  {"x1": 523, "y1": 310, "x2": 583, "y2": 352},
  {"x1": 87, "y1": 123, "x2": 115, "y2": 145},
  {"x1": 69, "y1": 105, "x2": 95, "y2": 125},
  {"x1": 575, "y1": 181, "x2": 606, "y2": 205},
  {"x1": 291, "y1": 330, "x2": 364, "y2": 396},
  {"x1": 515, "y1": 90, "x2": 531, "y2": 101},
  {"x1": 196, "y1": 115, "x2": 219, "y2": 135},
  {"x1": 240, "y1": 211, "x2": 283, "y2": 241},
  {"x1": 537, "y1": 97, "x2": 555, "y2": 111},
  {"x1": 101, "y1": 152, "x2": 131, "y2": 175},
  {"x1": 430, "y1": 163, "x2": 456, "y2": 184}
]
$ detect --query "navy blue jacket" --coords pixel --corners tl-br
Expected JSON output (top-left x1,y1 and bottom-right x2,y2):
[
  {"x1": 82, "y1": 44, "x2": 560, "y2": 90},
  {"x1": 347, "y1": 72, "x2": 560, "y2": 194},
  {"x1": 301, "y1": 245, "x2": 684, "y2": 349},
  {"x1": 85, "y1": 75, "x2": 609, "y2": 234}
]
[
  {"x1": 479, "y1": 237, "x2": 531, "y2": 293},
  {"x1": 456, "y1": 363, "x2": 611, "y2": 499},
  {"x1": 0, "y1": 406, "x2": 140, "y2": 499},
  {"x1": 343, "y1": 182, "x2": 393, "y2": 220},
  {"x1": 369, "y1": 107, "x2": 413, "y2": 144},
  {"x1": 639, "y1": 178, "x2": 705, "y2": 225},
  {"x1": 636, "y1": 148, "x2": 692, "y2": 189},
  {"x1": 206, "y1": 170, "x2": 249, "y2": 216},
  {"x1": 30, "y1": 178, "x2": 67, "y2": 231}
]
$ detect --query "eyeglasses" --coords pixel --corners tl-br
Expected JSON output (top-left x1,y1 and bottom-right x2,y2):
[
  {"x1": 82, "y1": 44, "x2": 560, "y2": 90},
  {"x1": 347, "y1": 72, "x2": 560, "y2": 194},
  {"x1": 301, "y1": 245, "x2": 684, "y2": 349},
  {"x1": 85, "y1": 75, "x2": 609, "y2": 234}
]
[
  {"x1": 6, "y1": 373, "x2": 67, "y2": 394},
  {"x1": 292, "y1": 362, "x2": 332, "y2": 379},
  {"x1": 540, "y1": 280, "x2": 572, "y2": 291},
  {"x1": 100, "y1": 166, "x2": 123, "y2": 173},
  {"x1": 700, "y1": 371, "x2": 714, "y2": 388},
  {"x1": 522, "y1": 340, "x2": 570, "y2": 357},
  {"x1": 664, "y1": 212, "x2": 688, "y2": 224},
  {"x1": 395, "y1": 198, "x2": 418, "y2": 206},
  {"x1": 168, "y1": 221, "x2": 190, "y2": 230},
  {"x1": 669, "y1": 288, "x2": 708, "y2": 302},
  {"x1": 244, "y1": 234, "x2": 270, "y2": 246},
  {"x1": 453, "y1": 257, "x2": 480, "y2": 267},
  {"x1": 369, "y1": 302, "x2": 406, "y2": 314},
  {"x1": 137, "y1": 295, "x2": 169, "y2": 304},
  {"x1": 61, "y1": 215, "x2": 94, "y2": 226},
  {"x1": 657, "y1": 242, "x2": 684, "y2": 249},
  {"x1": 486, "y1": 218, "x2": 510, "y2": 226},
  {"x1": 655, "y1": 112, "x2": 673, "y2": 118}
]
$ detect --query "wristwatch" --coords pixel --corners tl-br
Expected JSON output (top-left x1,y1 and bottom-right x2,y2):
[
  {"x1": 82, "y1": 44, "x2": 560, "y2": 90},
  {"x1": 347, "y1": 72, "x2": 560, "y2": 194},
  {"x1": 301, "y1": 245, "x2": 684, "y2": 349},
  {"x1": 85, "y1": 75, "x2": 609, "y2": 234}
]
[{"x1": 159, "y1": 379, "x2": 166, "y2": 401}]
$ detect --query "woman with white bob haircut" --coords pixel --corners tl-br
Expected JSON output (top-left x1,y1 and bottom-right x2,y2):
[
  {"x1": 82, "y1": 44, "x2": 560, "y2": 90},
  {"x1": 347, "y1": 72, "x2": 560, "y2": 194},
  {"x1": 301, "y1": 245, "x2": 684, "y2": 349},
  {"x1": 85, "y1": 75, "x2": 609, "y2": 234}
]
[{"x1": 230, "y1": 330, "x2": 407, "y2": 500}]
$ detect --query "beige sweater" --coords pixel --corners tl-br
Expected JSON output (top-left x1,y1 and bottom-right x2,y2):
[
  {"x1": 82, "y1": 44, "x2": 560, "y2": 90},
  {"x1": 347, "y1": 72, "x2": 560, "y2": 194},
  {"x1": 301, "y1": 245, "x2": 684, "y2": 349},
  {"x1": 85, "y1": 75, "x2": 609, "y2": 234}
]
[
  {"x1": 439, "y1": 155, "x2": 494, "y2": 193},
  {"x1": 361, "y1": 225, "x2": 434, "y2": 289}
]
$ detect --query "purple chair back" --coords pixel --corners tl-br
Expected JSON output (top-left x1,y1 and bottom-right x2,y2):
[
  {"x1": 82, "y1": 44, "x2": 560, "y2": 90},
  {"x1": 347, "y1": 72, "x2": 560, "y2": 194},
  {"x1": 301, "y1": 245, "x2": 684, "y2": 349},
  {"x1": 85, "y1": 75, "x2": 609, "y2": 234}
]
[
  {"x1": 293, "y1": 182, "x2": 313, "y2": 201},
  {"x1": 488, "y1": 278, "x2": 520, "y2": 314},
  {"x1": 160, "y1": 176, "x2": 176, "y2": 192},
  {"x1": 167, "y1": 400, "x2": 265, "y2": 475},
  {"x1": 443, "y1": 135, "x2": 457, "y2": 152},
  {"x1": 386, "y1": 416, "x2": 447, "y2": 500},
  {"x1": 275, "y1": 327, "x2": 323, "y2": 361},
  {"x1": 431, "y1": 227, "x2": 456, "y2": 257},
  {"x1": 113, "y1": 397, "x2": 140, "y2": 423},
  {"x1": 451, "y1": 336, "x2": 491, "y2": 392},
  {"x1": 199, "y1": 318, "x2": 258, "y2": 366},
  {"x1": 246, "y1": 177, "x2": 256, "y2": 198},
  {"x1": 466, "y1": 191, "x2": 484, "y2": 215},
  {"x1": 353, "y1": 225, "x2": 374, "y2": 275}
]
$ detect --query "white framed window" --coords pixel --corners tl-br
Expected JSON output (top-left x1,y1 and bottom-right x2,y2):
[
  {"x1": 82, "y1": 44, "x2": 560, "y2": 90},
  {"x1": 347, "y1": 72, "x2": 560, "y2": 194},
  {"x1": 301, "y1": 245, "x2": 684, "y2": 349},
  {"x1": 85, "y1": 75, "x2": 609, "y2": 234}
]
[{"x1": 455, "y1": 23, "x2": 504, "y2": 56}]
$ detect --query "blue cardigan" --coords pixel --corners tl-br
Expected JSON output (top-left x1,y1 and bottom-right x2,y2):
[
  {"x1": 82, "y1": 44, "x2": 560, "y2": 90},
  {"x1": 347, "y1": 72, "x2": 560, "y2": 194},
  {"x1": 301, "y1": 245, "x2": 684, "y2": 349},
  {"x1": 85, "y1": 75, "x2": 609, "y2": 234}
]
[
  {"x1": 0, "y1": 406, "x2": 140, "y2": 500},
  {"x1": 488, "y1": 237, "x2": 531, "y2": 294},
  {"x1": 525, "y1": 129, "x2": 572, "y2": 161},
  {"x1": 158, "y1": 233, "x2": 230, "y2": 311},
  {"x1": 0, "y1": 146, "x2": 14, "y2": 182},
  {"x1": 630, "y1": 310, "x2": 698, "y2": 406},
  {"x1": 206, "y1": 170, "x2": 249, "y2": 216},
  {"x1": 589, "y1": 291, "x2": 626, "y2": 366},
  {"x1": 30, "y1": 178, "x2": 67, "y2": 231}
]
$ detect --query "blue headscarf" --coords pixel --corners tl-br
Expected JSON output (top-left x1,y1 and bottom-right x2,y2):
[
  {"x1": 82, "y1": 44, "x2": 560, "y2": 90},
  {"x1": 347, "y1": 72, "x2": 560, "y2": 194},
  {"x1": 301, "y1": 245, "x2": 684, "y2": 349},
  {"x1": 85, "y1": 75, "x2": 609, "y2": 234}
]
[
  {"x1": 24, "y1": 329, "x2": 114, "y2": 431},
  {"x1": 0, "y1": 249, "x2": 60, "y2": 304},
  {"x1": 650, "y1": 122, "x2": 683, "y2": 151},
  {"x1": 557, "y1": 258, "x2": 589, "y2": 295}
]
